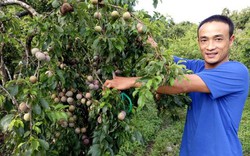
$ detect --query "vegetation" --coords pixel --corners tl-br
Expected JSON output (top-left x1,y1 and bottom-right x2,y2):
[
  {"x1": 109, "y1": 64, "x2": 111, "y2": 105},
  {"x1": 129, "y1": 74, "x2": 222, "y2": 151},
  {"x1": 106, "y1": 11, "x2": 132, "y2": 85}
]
[
  {"x1": 239, "y1": 98, "x2": 250, "y2": 155},
  {"x1": 0, "y1": 0, "x2": 249, "y2": 155}
]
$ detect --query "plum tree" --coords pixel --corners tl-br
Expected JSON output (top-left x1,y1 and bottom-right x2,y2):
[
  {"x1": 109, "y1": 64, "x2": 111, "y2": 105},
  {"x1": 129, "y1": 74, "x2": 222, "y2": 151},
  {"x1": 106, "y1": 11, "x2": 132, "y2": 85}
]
[{"x1": 0, "y1": 0, "x2": 187, "y2": 155}]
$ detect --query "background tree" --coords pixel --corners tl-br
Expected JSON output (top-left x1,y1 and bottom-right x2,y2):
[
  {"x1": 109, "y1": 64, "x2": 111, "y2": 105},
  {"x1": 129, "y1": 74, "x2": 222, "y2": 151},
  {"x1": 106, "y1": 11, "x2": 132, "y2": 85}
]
[
  {"x1": 0, "y1": 0, "x2": 188, "y2": 155},
  {"x1": 0, "y1": 1, "x2": 249, "y2": 156}
]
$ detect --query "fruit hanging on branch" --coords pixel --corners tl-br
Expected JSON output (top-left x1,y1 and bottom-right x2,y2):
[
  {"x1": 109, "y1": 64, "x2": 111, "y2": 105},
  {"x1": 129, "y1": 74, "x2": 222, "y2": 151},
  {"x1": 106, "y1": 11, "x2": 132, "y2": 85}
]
[
  {"x1": 29, "y1": 75, "x2": 37, "y2": 84},
  {"x1": 94, "y1": 11, "x2": 102, "y2": 19},
  {"x1": 18, "y1": 102, "x2": 29, "y2": 113},
  {"x1": 31, "y1": 47, "x2": 40, "y2": 56},
  {"x1": 111, "y1": 10, "x2": 119, "y2": 19},
  {"x1": 94, "y1": 25, "x2": 102, "y2": 32},
  {"x1": 136, "y1": 22, "x2": 145, "y2": 34},
  {"x1": 23, "y1": 112, "x2": 31, "y2": 121},
  {"x1": 122, "y1": 11, "x2": 131, "y2": 21},
  {"x1": 118, "y1": 110, "x2": 126, "y2": 120},
  {"x1": 60, "y1": 2, "x2": 74, "y2": 16},
  {"x1": 35, "y1": 51, "x2": 46, "y2": 61}
]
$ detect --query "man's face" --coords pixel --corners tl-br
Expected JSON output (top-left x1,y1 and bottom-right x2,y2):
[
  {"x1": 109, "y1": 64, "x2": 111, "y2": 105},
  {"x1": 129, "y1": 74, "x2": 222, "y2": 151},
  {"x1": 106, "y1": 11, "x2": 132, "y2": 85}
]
[{"x1": 198, "y1": 21, "x2": 234, "y2": 69}]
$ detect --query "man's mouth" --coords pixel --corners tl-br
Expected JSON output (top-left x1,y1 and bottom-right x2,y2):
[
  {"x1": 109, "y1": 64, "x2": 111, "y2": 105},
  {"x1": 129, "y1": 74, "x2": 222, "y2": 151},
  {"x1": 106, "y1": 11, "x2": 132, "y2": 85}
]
[{"x1": 206, "y1": 52, "x2": 218, "y2": 58}]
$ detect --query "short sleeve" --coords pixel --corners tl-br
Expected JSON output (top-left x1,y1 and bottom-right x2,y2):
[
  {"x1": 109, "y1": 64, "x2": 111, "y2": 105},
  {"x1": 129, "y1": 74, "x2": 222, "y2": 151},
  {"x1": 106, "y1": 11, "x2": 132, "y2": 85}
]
[
  {"x1": 173, "y1": 56, "x2": 205, "y2": 73},
  {"x1": 197, "y1": 62, "x2": 249, "y2": 99}
]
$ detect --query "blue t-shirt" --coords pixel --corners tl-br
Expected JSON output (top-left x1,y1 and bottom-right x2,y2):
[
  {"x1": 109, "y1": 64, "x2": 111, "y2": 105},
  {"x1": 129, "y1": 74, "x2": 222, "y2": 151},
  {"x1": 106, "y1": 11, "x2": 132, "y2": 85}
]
[{"x1": 174, "y1": 56, "x2": 249, "y2": 156}]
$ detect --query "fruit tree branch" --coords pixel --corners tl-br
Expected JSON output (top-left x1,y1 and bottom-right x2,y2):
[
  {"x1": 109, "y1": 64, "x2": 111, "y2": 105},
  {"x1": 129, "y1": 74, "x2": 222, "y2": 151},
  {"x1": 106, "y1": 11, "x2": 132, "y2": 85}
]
[
  {"x1": 0, "y1": 0, "x2": 39, "y2": 17},
  {"x1": 0, "y1": 84, "x2": 18, "y2": 108},
  {"x1": 0, "y1": 42, "x2": 8, "y2": 85}
]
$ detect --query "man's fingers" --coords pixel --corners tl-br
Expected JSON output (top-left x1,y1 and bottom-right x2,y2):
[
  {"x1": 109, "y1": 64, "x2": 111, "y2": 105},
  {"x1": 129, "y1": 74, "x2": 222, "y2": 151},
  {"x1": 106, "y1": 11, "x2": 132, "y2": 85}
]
[
  {"x1": 103, "y1": 80, "x2": 112, "y2": 89},
  {"x1": 106, "y1": 81, "x2": 112, "y2": 88}
]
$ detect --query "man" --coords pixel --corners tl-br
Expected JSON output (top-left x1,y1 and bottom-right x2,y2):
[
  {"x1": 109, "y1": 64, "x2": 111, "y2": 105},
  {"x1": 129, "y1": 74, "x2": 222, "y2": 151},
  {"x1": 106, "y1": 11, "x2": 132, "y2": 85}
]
[{"x1": 103, "y1": 15, "x2": 249, "y2": 156}]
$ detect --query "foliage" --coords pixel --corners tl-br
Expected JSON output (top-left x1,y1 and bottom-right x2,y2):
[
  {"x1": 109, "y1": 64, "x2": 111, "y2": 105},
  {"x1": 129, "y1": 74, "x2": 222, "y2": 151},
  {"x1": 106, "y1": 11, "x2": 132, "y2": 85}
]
[
  {"x1": 117, "y1": 100, "x2": 162, "y2": 156},
  {"x1": 226, "y1": 7, "x2": 250, "y2": 69},
  {"x1": 239, "y1": 98, "x2": 250, "y2": 155},
  {"x1": 167, "y1": 23, "x2": 201, "y2": 59},
  {"x1": 231, "y1": 22, "x2": 250, "y2": 69},
  {"x1": 0, "y1": 1, "x2": 249, "y2": 155},
  {"x1": 0, "y1": 0, "x2": 187, "y2": 155},
  {"x1": 150, "y1": 120, "x2": 185, "y2": 156}
]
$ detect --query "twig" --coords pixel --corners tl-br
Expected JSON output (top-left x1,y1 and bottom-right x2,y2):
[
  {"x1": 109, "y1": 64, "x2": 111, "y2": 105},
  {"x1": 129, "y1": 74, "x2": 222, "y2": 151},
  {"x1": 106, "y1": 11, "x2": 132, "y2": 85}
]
[
  {"x1": 5, "y1": 64, "x2": 12, "y2": 81},
  {"x1": 25, "y1": 32, "x2": 36, "y2": 66},
  {"x1": 0, "y1": 84, "x2": 18, "y2": 108},
  {"x1": 0, "y1": 0, "x2": 39, "y2": 17},
  {"x1": 34, "y1": 60, "x2": 40, "y2": 77},
  {"x1": 0, "y1": 42, "x2": 8, "y2": 85}
]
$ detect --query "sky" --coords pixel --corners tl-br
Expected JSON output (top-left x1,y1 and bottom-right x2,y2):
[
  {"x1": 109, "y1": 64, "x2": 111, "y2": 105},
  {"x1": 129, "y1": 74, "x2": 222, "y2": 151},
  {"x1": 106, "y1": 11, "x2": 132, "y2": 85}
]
[{"x1": 134, "y1": 0, "x2": 250, "y2": 24}]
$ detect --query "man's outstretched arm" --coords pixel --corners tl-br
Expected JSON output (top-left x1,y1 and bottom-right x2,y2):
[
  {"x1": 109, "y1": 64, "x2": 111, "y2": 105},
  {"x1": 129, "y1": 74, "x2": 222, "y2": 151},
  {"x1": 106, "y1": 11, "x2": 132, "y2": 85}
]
[{"x1": 103, "y1": 74, "x2": 210, "y2": 94}]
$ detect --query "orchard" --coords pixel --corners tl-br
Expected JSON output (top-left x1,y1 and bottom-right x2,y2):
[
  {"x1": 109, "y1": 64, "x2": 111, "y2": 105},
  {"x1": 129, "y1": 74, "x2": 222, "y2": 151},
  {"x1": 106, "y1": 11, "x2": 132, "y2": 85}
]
[
  {"x1": 1, "y1": 0, "x2": 250, "y2": 156},
  {"x1": 0, "y1": 0, "x2": 190, "y2": 155}
]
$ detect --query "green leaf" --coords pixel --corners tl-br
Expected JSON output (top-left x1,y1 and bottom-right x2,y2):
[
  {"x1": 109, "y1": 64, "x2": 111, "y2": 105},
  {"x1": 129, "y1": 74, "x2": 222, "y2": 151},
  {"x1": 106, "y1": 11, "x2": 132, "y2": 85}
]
[
  {"x1": 30, "y1": 137, "x2": 40, "y2": 151},
  {"x1": 137, "y1": 94, "x2": 146, "y2": 109},
  {"x1": 7, "y1": 84, "x2": 19, "y2": 96},
  {"x1": 17, "y1": 142, "x2": 26, "y2": 149},
  {"x1": 55, "y1": 111, "x2": 68, "y2": 120},
  {"x1": 52, "y1": 0, "x2": 60, "y2": 8},
  {"x1": 47, "y1": 111, "x2": 68, "y2": 123},
  {"x1": 33, "y1": 125, "x2": 41, "y2": 134},
  {"x1": 53, "y1": 103, "x2": 68, "y2": 110},
  {"x1": 55, "y1": 25, "x2": 64, "y2": 33},
  {"x1": 56, "y1": 70, "x2": 65, "y2": 85},
  {"x1": 3, "y1": 99, "x2": 13, "y2": 112},
  {"x1": 39, "y1": 98, "x2": 49, "y2": 109},
  {"x1": 24, "y1": 130, "x2": 30, "y2": 138},
  {"x1": 88, "y1": 144, "x2": 102, "y2": 156},
  {"x1": 0, "y1": 114, "x2": 14, "y2": 132},
  {"x1": 100, "y1": 102, "x2": 106, "y2": 108},
  {"x1": 169, "y1": 77, "x2": 175, "y2": 86},
  {"x1": 38, "y1": 139, "x2": 49, "y2": 150},
  {"x1": 8, "y1": 119, "x2": 24, "y2": 130},
  {"x1": 146, "y1": 79, "x2": 153, "y2": 89},
  {"x1": 93, "y1": 38, "x2": 100, "y2": 49},
  {"x1": 35, "y1": 121, "x2": 43, "y2": 126},
  {"x1": 33, "y1": 104, "x2": 42, "y2": 115},
  {"x1": 114, "y1": 43, "x2": 123, "y2": 52},
  {"x1": 0, "y1": 95, "x2": 5, "y2": 106}
]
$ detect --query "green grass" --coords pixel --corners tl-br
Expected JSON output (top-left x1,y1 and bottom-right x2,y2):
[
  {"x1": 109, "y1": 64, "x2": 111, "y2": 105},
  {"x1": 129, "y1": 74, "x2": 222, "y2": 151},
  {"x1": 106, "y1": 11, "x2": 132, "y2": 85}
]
[
  {"x1": 119, "y1": 97, "x2": 250, "y2": 155},
  {"x1": 145, "y1": 107, "x2": 185, "y2": 156},
  {"x1": 239, "y1": 97, "x2": 250, "y2": 155},
  {"x1": 149, "y1": 119, "x2": 185, "y2": 156},
  {"x1": 143, "y1": 97, "x2": 250, "y2": 155}
]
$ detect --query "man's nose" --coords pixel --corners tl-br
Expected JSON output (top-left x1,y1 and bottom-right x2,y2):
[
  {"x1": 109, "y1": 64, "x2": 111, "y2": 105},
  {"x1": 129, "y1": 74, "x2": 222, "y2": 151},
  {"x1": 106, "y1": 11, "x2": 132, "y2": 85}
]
[{"x1": 206, "y1": 40, "x2": 216, "y2": 50}]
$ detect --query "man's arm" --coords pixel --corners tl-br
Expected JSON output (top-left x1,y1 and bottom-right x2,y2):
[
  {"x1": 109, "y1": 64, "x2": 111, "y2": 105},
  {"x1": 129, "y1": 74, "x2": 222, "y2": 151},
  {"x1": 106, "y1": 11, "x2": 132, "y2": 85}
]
[
  {"x1": 156, "y1": 74, "x2": 210, "y2": 94},
  {"x1": 103, "y1": 74, "x2": 210, "y2": 94}
]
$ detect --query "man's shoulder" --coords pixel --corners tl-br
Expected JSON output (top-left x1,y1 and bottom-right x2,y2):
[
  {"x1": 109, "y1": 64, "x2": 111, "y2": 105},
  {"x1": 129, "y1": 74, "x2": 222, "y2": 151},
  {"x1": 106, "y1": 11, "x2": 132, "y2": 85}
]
[{"x1": 218, "y1": 61, "x2": 248, "y2": 73}]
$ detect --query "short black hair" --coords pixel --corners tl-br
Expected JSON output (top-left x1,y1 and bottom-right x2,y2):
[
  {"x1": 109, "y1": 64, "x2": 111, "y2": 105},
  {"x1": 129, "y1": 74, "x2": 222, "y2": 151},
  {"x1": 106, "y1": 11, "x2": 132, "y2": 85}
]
[{"x1": 197, "y1": 15, "x2": 234, "y2": 38}]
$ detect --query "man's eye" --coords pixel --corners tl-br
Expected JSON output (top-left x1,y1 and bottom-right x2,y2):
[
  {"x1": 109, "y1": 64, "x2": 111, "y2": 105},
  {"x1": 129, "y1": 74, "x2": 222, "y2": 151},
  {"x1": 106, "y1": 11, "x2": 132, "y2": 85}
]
[
  {"x1": 200, "y1": 39, "x2": 207, "y2": 42},
  {"x1": 215, "y1": 38, "x2": 223, "y2": 41}
]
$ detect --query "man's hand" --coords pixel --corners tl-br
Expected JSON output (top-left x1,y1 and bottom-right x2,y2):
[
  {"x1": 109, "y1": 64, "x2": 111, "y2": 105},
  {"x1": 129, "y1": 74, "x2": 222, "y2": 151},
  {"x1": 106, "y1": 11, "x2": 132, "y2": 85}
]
[{"x1": 103, "y1": 76, "x2": 141, "y2": 90}]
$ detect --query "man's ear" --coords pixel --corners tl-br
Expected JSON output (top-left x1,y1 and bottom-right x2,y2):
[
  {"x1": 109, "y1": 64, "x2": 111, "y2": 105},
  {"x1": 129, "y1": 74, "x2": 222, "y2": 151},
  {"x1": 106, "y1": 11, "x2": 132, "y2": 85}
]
[{"x1": 229, "y1": 34, "x2": 235, "y2": 46}]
